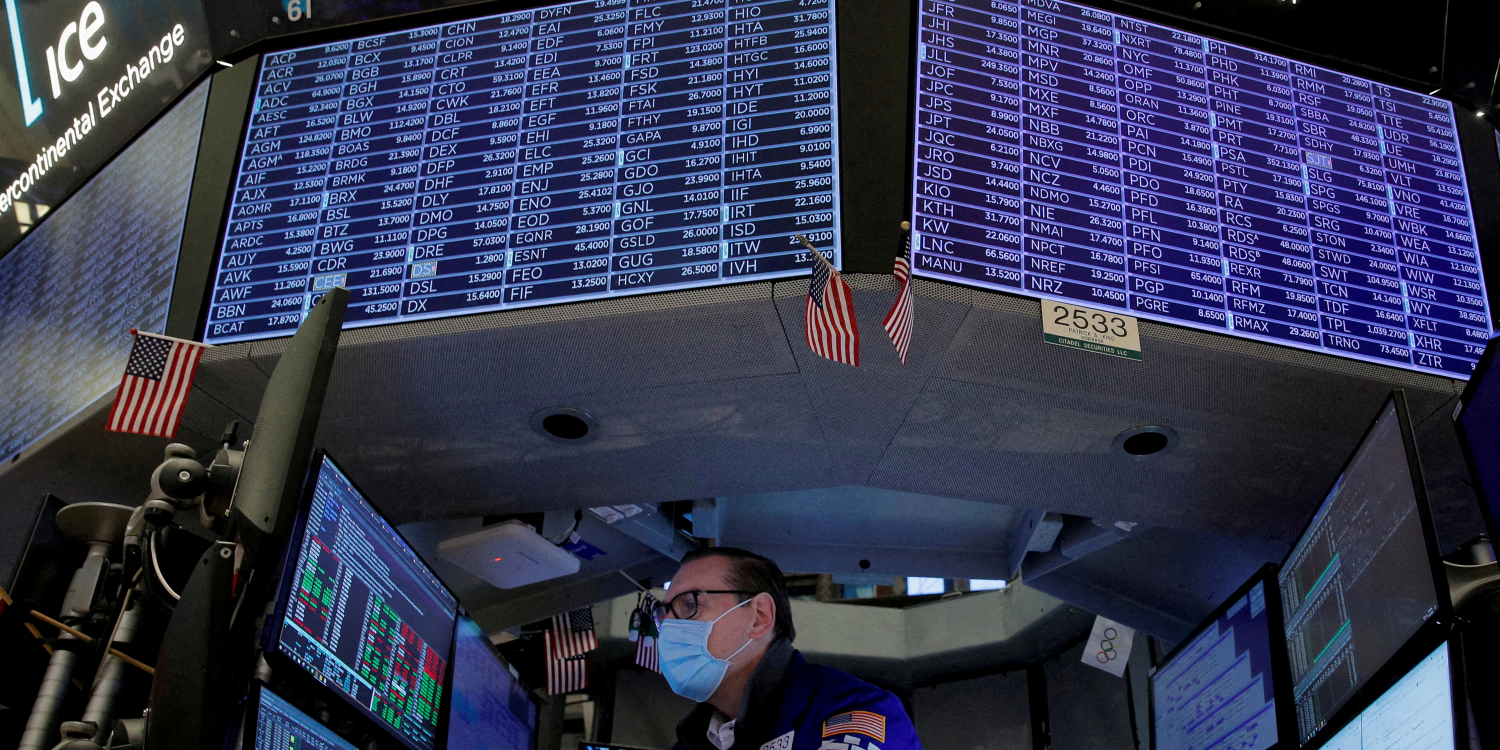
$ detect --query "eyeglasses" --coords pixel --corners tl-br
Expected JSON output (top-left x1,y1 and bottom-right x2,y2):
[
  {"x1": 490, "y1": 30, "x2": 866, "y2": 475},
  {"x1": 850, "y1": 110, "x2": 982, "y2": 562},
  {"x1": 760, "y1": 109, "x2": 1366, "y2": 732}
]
[{"x1": 649, "y1": 589, "x2": 758, "y2": 627}]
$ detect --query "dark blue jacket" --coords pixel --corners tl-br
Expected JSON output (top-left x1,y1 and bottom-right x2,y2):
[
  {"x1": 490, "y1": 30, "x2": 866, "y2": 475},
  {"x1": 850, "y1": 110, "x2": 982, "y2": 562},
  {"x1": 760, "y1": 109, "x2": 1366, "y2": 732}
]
[{"x1": 672, "y1": 638, "x2": 921, "y2": 750}]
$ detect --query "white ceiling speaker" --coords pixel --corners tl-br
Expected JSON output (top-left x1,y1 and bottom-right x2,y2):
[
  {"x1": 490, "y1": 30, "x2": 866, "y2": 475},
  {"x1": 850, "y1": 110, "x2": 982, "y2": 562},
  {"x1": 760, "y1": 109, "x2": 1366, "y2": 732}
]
[{"x1": 437, "y1": 520, "x2": 580, "y2": 589}]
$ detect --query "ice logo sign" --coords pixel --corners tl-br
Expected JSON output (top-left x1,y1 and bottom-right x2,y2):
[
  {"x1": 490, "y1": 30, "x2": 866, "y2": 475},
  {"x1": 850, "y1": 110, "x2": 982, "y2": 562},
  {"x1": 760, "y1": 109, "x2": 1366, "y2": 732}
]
[{"x1": 4, "y1": 0, "x2": 110, "y2": 125}]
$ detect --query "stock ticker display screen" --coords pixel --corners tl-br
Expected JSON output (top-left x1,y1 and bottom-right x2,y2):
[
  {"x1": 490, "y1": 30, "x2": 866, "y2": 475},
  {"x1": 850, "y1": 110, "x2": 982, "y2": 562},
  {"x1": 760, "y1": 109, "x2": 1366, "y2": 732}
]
[
  {"x1": 204, "y1": 0, "x2": 841, "y2": 344},
  {"x1": 910, "y1": 0, "x2": 1492, "y2": 378},
  {"x1": 276, "y1": 456, "x2": 458, "y2": 750}
]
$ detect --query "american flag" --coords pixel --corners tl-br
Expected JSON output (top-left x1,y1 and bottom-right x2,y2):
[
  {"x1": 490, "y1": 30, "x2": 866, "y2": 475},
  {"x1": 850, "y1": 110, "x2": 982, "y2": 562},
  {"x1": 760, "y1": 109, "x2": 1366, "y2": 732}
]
[
  {"x1": 543, "y1": 629, "x2": 589, "y2": 694},
  {"x1": 800, "y1": 236, "x2": 859, "y2": 366},
  {"x1": 548, "y1": 607, "x2": 598, "y2": 660},
  {"x1": 634, "y1": 593, "x2": 660, "y2": 672},
  {"x1": 634, "y1": 633, "x2": 659, "y2": 673},
  {"x1": 106, "y1": 330, "x2": 208, "y2": 437},
  {"x1": 822, "y1": 711, "x2": 887, "y2": 742},
  {"x1": 882, "y1": 222, "x2": 914, "y2": 364}
]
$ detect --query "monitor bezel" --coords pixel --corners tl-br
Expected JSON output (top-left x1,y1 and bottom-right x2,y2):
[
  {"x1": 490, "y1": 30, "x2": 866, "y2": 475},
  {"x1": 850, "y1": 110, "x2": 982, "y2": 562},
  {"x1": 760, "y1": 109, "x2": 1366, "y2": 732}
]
[
  {"x1": 1147, "y1": 562, "x2": 1299, "y2": 750},
  {"x1": 447, "y1": 608, "x2": 541, "y2": 750},
  {"x1": 263, "y1": 448, "x2": 459, "y2": 750},
  {"x1": 199, "y1": 0, "x2": 847, "y2": 347},
  {"x1": 1454, "y1": 337, "x2": 1500, "y2": 542},
  {"x1": 901, "y1": 0, "x2": 1489, "y2": 382},
  {"x1": 244, "y1": 682, "x2": 361, "y2": 750},
  {"x1": 1280, "y1": 390, "x2": 1456, "y2": 749},
  {"x1": 1305, "y1": 636, "x2": 1468, "y2": 750}
]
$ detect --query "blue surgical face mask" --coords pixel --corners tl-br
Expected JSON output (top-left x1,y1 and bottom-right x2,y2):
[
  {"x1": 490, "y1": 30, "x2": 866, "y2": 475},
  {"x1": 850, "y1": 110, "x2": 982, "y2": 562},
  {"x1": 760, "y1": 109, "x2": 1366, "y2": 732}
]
[{"x1": 658, "y1": 597, "x2": 755, "y2": 702}]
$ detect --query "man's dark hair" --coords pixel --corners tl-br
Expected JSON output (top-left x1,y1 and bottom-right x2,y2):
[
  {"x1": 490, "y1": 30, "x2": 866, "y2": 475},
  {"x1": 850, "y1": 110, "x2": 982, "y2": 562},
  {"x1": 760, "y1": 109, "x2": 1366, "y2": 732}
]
[{"x1": 678, "y1": 546, "x2": 795, "y2": 642}]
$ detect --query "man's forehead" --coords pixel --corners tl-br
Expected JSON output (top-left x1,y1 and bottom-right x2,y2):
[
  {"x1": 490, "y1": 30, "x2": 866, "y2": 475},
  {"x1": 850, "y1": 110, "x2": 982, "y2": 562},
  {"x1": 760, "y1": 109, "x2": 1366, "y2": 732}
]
[{"x1": 669, "y1": 556, "x2": 732, "y2": 591}]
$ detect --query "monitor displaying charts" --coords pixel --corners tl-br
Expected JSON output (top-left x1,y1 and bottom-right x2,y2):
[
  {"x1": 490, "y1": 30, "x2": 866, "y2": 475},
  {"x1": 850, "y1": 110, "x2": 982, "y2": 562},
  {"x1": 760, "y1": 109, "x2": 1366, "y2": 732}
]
[
  {"x1": 1152, "y1": 569, "x2": 1289, "y2": 750},
  {"x1": 204, "y1": 0, "x2": 842, "y2": 344},
  {"x1": 252, "y1": 686, "x2": 360, "y2": 750},
  {"x1": 273, "y1": 453, "x2": 459, "y2": 750},
  {"x1": 909, "y1": 0, "x2": 1491, "y2": 378},
  {"x1": 1318, "y1": 642, "x2": 1456, "y2": 750},
  {"x1": 448, "y1": 614, "x2": 538, "y2": 750},
  {"x1": 1276, "y1": 397, "x2": 1442, "y2": 744}
]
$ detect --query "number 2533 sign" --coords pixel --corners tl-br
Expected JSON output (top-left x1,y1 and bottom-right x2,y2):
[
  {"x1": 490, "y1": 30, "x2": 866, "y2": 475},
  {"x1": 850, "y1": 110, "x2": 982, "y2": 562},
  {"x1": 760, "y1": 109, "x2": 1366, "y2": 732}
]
[{"x1": 1042, "y1": 302, "x2": 1143, "y2": 362}]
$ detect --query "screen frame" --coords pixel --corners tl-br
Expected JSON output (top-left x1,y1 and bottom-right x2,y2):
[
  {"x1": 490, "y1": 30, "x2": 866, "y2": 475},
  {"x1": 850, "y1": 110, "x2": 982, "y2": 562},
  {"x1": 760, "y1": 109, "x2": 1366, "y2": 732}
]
[
  {"x1": 902, "y1": 0, "x2": 1492, "y2": 381},
  {"x1": 200, "y1": 0, "x2": 847, "y2": 346},
  {"x1": 447, "y1": 608, "x2": 541, "y2": 750},
  {"x1": 263, "y1": 448, "x2": 459, "y2": 750},
  {"x1": 1278, "y1": 390, "x2": 1456, "y2": 749},
  {"x1": 244, "y1": 683, "x2": 362, "y2": 750},
  {"x1": 1305, "y1": 637, "x2": 1469, "y2": 750},
  {"x1": 1147, "y1": 562, "x2": 1299, "y2": 750},
  {"x1": 1454, "y1": 337, "x2": 1500, "y2": 542}
]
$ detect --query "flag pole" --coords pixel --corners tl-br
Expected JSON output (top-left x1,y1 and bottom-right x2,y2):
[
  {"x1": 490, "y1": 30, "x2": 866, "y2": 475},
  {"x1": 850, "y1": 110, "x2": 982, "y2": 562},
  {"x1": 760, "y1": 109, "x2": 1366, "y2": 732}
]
[
  {"x1": 128, "y1": 328, "x2": 214, "y2": 349},
  {"x1": 794, "y1": 233, "x2": 829, "y2": 265},
  {"x1": 616, "y1": 569, "x2": 650, "y2": 593}
]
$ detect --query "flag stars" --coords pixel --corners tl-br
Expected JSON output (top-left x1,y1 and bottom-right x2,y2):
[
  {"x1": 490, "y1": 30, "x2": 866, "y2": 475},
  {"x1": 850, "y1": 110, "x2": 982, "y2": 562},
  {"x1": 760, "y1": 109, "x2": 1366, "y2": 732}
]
[{"x1": 124, "y1": 335, "x2": 173, "y2": 380}]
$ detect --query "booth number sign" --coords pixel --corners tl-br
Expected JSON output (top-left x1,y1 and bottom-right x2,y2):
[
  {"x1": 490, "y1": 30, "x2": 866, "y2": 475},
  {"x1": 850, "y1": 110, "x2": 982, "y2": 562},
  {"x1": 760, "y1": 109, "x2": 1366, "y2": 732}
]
[
  {"x1": 283, "y1": 0, "x2": 311, "y2": 21},
  {"x1": 1042, "y1": 302, "x2": 1143, "y2": 361}
]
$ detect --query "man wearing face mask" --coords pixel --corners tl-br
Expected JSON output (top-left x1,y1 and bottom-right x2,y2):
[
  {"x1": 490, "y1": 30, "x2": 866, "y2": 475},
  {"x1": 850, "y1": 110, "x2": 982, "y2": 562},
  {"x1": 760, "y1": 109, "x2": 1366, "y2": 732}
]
[{"x1": 653, "y1": 547, "x2": 921, "y2": 750}]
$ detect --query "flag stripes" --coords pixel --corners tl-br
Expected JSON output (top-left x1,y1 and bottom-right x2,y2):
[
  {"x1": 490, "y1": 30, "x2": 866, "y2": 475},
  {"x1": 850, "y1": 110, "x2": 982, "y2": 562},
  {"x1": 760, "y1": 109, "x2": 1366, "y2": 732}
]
[
  {"x1": 803, "y1": 245, "x2": 859, "y2": 366},
  {"x1": 822, "y1": 711, "x2": 887, "y2": 742},
  {"x1": 549, "y1": 609, "x2": 598, "y2": 659},
  {"x1": 544, "y1": 630, "x2": 589, "y2": 694},
  {"x1": 543, "y1": 606, "x2": 597, "y2": 694},
  {"x1": 634, "y1": 593, "x2": 660, "y2": 672},
  {"x1": 635, "y1": 634, "x2": 659, "y2": 673},
  {"x1": 106, "y1": 330, "x2": 207, "y2": 438},
  {"x1": 882, "y1": 224, "x2": 914, "y2": 364}
]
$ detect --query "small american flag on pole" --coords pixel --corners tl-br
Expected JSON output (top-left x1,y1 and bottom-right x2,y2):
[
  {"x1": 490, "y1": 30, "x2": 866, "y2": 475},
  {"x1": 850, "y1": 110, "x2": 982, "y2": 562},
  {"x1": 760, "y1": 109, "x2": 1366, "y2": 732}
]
[
  {"x1": 634, "y1": 593, "x2": 660, "y2": 673},
  {"x1": 106, "y1": 330, "x2": 209, "y2": 437},
  {"x1": 798, "y1": 234, "x2": 859, "y2": 367},
  {"x1": 548, "y1": 607, "x2": 598, "y2": 660},
  {"x1": 882, "y1": 221, "x2": 914, "y2": 364},
  {"x1": 543, "y1": 630, "x2": 589, "y2": 694},
  {"x1": 634, "y1": 633, "x2": 659, "y2": 673}
]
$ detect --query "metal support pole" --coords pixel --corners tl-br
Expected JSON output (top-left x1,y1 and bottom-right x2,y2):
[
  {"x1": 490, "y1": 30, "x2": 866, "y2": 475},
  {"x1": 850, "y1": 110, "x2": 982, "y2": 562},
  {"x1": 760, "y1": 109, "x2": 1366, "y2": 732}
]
[{"x1": 80, "y1": 588, "x2": 144, "y2": 741}]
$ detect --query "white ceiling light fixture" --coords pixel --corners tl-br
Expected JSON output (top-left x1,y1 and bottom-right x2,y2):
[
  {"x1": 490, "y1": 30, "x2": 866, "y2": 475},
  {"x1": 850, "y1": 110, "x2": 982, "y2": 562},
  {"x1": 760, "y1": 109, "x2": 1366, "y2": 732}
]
[{"x1": 438, "y1": 520, "x2": 580, "y2": 589}]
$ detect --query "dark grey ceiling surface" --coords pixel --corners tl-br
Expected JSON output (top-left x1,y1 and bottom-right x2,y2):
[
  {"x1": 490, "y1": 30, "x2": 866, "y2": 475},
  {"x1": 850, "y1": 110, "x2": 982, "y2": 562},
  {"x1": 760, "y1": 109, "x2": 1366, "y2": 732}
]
[{"x1": 0, "y1": 274, "x2": 1479, "y2": 639}]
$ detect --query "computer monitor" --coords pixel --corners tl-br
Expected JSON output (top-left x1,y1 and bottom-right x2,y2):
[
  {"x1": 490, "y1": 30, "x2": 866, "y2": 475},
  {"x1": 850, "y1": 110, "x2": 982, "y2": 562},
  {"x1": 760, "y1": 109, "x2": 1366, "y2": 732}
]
[
  {"x1": 1317, "y1": 641, "x2": 1461, "y2": 750},
  {"x1": 268, "y1": 452, "x2": 459, "y2": 750},
  {"x1": 1151, "y1": 564, "x2": 1296, "y2": 750},
  {"x1": 1455, "y1": 338, "x2": 1500, "y2": 541},
  {"x1": 1277, "y1": 393, "x2": 1450, "y2": 746},
  {"x1": 448, "y1": 613, "x2": 538, "y2": 750},
  {"x1": 248, "y1": 685, "x2": 359, "y2": 750}
]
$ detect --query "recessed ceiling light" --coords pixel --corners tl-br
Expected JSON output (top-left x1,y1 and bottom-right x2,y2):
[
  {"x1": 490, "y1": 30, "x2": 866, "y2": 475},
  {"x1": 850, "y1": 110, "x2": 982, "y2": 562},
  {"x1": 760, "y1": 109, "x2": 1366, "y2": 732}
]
[
  {"x1": 531, "y1": 407, "x2": 599, "y2": 443},
  {"x1": 1113, "y1": 425, "x2": 1179, "y2": 460}
]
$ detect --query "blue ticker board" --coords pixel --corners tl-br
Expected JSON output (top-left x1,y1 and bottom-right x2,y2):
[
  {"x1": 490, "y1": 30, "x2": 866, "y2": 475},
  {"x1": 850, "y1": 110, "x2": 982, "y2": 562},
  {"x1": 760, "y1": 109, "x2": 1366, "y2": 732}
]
[
  {"x1": 911, "y1": 0, "x2": 1493, "y2": 378},
  {"x1": 204, "y1": 0, "x2": 840, "y2": 344}
]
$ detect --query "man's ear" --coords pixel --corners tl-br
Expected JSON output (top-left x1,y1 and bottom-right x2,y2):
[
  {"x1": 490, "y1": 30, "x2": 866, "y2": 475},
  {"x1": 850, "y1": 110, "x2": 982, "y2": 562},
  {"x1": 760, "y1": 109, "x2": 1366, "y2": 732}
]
[{"x1": 749, "y1": 592, "x2": 777, "y2": 639}]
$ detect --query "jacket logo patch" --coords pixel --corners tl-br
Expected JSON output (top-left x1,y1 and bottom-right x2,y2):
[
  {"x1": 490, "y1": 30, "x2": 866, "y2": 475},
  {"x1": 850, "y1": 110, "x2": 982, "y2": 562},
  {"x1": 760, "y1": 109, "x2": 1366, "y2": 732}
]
[
  {"x1": 761, "y1": 730, "x2": 794, "y2": 750},
  {"x1": 821, "y1": 711, "x2": 885, "y2": 743}
]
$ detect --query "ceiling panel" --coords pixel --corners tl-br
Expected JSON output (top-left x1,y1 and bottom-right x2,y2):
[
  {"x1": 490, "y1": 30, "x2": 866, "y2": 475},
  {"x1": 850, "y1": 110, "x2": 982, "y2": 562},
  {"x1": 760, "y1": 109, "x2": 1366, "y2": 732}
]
[{"x1": 2, "y1": 274, "x2": 1475, "y2": 637}]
